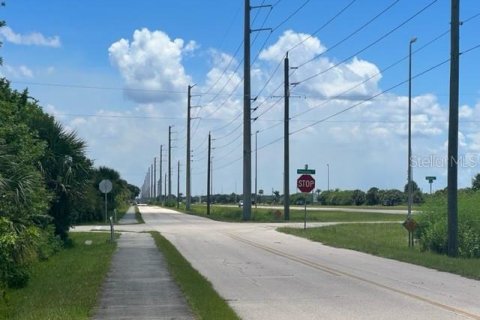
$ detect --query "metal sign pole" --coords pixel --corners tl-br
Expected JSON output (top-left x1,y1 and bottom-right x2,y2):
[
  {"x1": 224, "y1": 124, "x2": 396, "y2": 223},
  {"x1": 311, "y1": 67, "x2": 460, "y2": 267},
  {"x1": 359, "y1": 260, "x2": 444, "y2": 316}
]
[
  {"x1": 304, "y1": 193, "x2": 307, "y2": 230},
  {"x1": 104, "y1": 192, "x2": 107, "y2": 223}
]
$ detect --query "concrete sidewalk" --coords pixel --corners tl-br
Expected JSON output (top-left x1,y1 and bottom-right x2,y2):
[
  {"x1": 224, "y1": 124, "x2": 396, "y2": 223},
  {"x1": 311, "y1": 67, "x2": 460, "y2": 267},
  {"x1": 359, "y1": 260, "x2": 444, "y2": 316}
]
[
  {"x1": 117, "y1": 206, "x2": 138, "y2": 225},
  {"x1": 93, "y1": 232, "x2": 194, "y2": 320}
]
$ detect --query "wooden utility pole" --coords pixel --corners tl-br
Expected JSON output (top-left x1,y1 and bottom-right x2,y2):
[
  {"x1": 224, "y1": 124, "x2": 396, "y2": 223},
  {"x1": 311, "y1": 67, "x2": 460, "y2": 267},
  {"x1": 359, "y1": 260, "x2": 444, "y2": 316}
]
[
  {"x1": 447, "y1": 0, "x2": 460, "y2": 257},
  {"x1": 207, "y1": 132, "x2": 211, "y2": 215},
  {"x1": 284, "y1": 52, "x2": 290, "y2": 221}
]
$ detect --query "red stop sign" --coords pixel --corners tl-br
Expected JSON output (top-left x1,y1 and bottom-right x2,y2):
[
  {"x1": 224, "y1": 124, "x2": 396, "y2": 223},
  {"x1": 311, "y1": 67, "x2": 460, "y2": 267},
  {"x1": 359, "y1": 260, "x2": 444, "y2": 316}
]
[{"x1": 297, "y1": 174, "x2": 315, "y2": 193}]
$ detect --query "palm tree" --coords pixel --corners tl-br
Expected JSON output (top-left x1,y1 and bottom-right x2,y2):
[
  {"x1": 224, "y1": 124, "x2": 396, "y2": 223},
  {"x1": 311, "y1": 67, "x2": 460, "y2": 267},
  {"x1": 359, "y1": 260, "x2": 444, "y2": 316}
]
[{"x1": 32, "y1": 115, "x2": 92, "y2": 239}]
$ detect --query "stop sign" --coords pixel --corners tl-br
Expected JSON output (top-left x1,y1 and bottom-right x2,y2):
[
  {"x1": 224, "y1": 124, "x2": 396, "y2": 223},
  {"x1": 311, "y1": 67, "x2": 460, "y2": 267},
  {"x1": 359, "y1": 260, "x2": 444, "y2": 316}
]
[{"x1": 297, "y1": 174, "x2": 315, "y2": 193}]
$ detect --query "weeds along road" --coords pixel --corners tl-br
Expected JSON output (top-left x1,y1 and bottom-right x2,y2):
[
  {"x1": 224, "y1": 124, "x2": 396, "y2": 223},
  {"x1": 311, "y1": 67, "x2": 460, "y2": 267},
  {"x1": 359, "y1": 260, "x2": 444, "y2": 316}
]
[{"x1": 138, "y1": 206, "x2": 479, "y2": 320}]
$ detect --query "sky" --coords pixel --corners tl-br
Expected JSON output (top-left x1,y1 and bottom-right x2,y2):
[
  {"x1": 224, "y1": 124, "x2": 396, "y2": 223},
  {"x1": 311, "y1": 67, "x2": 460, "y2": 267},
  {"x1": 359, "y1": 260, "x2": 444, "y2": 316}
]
[{"x1": 1, "y1": 0, "x2": 480, "y2": 197}]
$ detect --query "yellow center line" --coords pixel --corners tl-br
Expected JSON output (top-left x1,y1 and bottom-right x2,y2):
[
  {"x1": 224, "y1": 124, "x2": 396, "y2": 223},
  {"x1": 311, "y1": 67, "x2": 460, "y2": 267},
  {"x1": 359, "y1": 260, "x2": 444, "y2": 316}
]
[{"x1": 226, "y1": 232, "x2": 480, "y2": 320}]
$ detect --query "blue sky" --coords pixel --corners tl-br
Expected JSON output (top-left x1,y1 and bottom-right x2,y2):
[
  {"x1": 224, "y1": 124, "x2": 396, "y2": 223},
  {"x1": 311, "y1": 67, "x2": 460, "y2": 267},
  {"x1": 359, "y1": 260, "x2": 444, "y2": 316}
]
[{"x1": 1, "y1": 0, "x2": 480, "y2": 196}]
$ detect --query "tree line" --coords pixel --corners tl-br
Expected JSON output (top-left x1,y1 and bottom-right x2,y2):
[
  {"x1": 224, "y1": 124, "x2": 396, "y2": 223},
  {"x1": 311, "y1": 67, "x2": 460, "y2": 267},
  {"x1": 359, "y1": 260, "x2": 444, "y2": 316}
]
[{"x1": 0, "y1": 79, "x2": 139, "y2": 292}]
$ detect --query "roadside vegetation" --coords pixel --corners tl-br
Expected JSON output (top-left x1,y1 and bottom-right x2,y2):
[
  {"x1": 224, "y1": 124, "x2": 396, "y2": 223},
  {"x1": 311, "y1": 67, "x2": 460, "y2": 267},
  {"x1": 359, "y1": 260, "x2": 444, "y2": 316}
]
[
  {"x1": 415, "y1": 188, "x2": 480, "y2": 258},
  {"x1": 0, "y1": 232, "x2": 116, "y2": 319},
  {"x1": 150, "y1": 232, "x2": 240, "y2": 320},
  {"x1": 279, "y1": 182, "x2": 480, "y2": 279},
  {"x1": 181, "y1": 204, "x2": 404, "y2": 223},
  {"x1": 279, "y1": 223, "x2": 480, "y2": 280},
  {"x1": 0, "y1": 20, "x2": 138, "y2": 301}
]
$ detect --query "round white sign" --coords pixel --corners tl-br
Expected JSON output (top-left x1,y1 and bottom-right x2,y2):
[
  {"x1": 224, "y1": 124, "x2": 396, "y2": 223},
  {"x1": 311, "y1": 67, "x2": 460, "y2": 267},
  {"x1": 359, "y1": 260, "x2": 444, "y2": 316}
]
[{"x1": 99, "y1": 179, "x2": 113, "y2": 193}]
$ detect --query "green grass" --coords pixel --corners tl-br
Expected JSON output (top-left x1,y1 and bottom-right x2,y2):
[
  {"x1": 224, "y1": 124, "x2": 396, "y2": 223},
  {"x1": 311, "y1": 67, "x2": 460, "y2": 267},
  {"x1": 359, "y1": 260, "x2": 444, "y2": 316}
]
[
  {"x1": 278, "y1": 223, "x2": 480, "y2": 280},
  {"x1": 135, "y1": 206, "x2": 145, "y2": 224},
  {"x1": 0, "y1": 232, "x2": 116, "y2": 320},
  {"x1": 182, "y1": 204, "x2": 404, "y2": 223},
  {"x1": 150, "y1": 231, "x2": 240, "y2": 320}
]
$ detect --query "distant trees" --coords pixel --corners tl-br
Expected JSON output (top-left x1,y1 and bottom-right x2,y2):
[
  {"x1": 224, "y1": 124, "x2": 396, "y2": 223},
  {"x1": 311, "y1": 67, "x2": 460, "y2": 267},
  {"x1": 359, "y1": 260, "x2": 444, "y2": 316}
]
[
  {"x1": 365, "y1": 187, "x2": 380, "y2": 205},
  {"x1": 316, "y1": 182, "x2": 424, "y2": 207}
]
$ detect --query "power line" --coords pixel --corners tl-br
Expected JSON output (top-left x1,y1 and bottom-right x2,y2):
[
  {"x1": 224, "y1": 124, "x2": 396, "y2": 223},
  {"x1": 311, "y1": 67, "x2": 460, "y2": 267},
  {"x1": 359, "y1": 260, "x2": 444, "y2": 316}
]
[
  {"x1": 271, "y1": 0, "x2": 311, "y2": 32},
  {"x1": 290, "y1": 57, "x2": 451, "y2": 136},
  {"x1": 294, "y1": 0, "x2": 439, "y2": 85},
  {"x1": 291, "y1": 28, "x2": 451, "y2": 120},
  {"x1": 295, "y1": 0, "x2": 401, "y2": 69},
  {"x1": 287, "y1": 0, "x2": 358, "y2": 53}
]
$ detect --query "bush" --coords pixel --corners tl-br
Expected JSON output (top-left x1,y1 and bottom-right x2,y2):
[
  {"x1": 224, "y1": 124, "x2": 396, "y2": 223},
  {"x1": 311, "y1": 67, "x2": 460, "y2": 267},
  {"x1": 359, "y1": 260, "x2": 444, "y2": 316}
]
[
  {"x1": 416, "y1": 191, "x2": 480, "y2": 258},
  {"x1": 0, "y1": 218, "x2": 63, "y2": 291}
]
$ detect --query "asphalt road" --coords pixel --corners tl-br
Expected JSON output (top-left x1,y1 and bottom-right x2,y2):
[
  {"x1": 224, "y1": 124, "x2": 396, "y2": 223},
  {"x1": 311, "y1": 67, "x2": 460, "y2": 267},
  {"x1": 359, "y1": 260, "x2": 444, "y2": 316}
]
[{"x1": 77, "y1": 206, "x2": 480, "y2": 319}]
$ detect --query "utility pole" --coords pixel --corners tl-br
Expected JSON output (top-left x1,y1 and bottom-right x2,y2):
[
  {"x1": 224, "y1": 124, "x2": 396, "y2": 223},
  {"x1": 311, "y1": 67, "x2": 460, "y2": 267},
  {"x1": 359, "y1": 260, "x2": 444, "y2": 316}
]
[
  {"x1": 150, "y1": 164, "x2": 154, "y2": 200},
  {"x1": 447, "y1": 0, "x2": 460, "y2": 257},
  {"x1": 177, "y1": 160, "x2": 180, "y2": 209},
  {"x1": 147, "y1": 167, "x2": 151, "y2": 199},
  {"x1": 186, "y1": 85, "x2": 193, "y2": 211},
  {"x1": 284, "y1": 52, "x2": 290, "y2": 221},
  {"x1": 164, "y1": 173, "x2": 167, "y2": 204},
  {"x1": 168, "y1": 125, "x2": 172, "y2": 199},
  {"x1": 159, "y1": 145, "x2": 163, "y2": 203},
  {"x1": 207, "y1": 132, "x2": 211, "y2": 215},
  {"x1": 243, "y1": 0, "x2": 271, "y2": 220},
  {"x1": 243, "y1": 0, "x2": 252, "y2": 221},
  {"x1": 153, "y1": 157, "x2": 157, "y2": 200}
]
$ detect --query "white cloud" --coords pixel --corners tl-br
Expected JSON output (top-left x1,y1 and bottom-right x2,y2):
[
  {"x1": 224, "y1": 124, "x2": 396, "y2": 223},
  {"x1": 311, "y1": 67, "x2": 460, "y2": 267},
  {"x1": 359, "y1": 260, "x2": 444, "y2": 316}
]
[
  {"x1": 2, "y1": 64, "x2": 34, "y2": 79},
  {"x1": 0, "y1": 26, "x2": 61, "y2": 47},
  {"x1": 258, "y1": 30, "x2": 381, "y2": 100},
  {"x1": 108, "y1": 28, "x2": 193, "y2": 103},
  {"x1": 460, "y1": 104, "x2": 473, "y2": 118}
]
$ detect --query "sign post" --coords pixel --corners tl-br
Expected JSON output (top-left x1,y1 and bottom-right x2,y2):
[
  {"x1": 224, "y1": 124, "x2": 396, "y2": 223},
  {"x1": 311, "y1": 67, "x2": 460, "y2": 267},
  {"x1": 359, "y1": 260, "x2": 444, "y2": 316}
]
[
  {"x1": 297, "y1": 165, "x2": 315, "y2": 230},
  {"x1": 99, "y1": 179, "x2": 113, "y2": 223},
  {"x1": 425, "y1": 176, "x2": 436, "y2": 194}
]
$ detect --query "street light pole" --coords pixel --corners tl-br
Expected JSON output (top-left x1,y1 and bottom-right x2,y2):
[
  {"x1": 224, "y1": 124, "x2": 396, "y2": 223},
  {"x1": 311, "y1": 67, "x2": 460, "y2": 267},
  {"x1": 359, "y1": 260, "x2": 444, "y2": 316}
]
[
  {"x1": 408, "y1": 37, "x2": 417, "y2": 218},
  {"x1": 407, "y1": 37, "x2": 417, "y2": 248},
  {"x1": 327, "y1": 164, "x2": 330, "y2": 191},
  {"x1": 255, "y1": 130, "x2": 259, "y2": 208}
]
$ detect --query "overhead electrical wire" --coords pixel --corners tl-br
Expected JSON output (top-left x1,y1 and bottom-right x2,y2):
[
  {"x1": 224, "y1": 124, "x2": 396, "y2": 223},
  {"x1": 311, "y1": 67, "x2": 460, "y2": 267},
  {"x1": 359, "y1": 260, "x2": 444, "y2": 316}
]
[
  {"x1": 251, "y1": 0, "x2": 360, "y2": 117},
  {"x1": 294, "y1": 0, "x2": 439, "y2": 85},
  {"x1": 291, "y1": 29, "x2": 451, "y2": 120},
  {"x1": 295, "y1": 0, "x2": 401, "y2": 70},
  {"x1": 256, "y1": 42, "x2": 480, "y2": 152}
]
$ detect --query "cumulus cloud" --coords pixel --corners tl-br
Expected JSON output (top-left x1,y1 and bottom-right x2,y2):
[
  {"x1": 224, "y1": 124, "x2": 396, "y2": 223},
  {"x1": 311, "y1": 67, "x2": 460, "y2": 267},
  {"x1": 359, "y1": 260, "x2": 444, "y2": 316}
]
[
  {"x1": 108, "y1": 28, "x2": 194, "y2": 103},
  {"x1": 0, "y1": 26, "x2": 61, "y2": 47},
  {"x1": 1, "y1": 64, "x2": 34, "y2": 79},
  {"x1": 259, "y1": 30, "x2": 381, "y2": 99}
]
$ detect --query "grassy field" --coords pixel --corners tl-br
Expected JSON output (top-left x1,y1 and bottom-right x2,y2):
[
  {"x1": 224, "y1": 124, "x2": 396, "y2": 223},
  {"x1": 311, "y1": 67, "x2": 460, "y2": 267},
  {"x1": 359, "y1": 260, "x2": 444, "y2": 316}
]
[
  {"x1": 150, "y1": 231, "x2": 240, "y2": 320},
  {"x1": 0, "y1": 233, "x2": 116, "y2": 320},
  {"x1": 182, "y1": 204, "x2": 404, "y2": 223},
  {"x1": 278, "y1": 223, "x2": 480, "y2": 280}
]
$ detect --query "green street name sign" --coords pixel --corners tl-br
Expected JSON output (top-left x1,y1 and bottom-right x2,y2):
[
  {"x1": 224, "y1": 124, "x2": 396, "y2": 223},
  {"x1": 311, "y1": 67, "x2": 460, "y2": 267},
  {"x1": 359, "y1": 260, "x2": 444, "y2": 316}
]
[
  {"x1": 297, "y1": 164, "x2": 315, "y2": 175},
  {"x1": 425, "y1": 176, "x2": 437, "y2": 181}
]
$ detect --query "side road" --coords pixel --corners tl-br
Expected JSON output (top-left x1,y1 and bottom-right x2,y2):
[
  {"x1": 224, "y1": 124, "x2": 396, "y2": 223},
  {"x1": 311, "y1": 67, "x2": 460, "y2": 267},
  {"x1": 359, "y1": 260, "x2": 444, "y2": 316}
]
[{"x1": 93, "y1": 218, "x2": 194, "y2": 319}]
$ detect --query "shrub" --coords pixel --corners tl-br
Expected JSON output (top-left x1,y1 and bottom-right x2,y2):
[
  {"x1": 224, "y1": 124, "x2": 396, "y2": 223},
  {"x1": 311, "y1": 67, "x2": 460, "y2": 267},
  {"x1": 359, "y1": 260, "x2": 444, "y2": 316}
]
[
  {"x1": 416, "y1": 191, "x2": 480, "y2": 258},
  {"x1": 0, "y1": 218, "x2": 63, "y2": 292}
]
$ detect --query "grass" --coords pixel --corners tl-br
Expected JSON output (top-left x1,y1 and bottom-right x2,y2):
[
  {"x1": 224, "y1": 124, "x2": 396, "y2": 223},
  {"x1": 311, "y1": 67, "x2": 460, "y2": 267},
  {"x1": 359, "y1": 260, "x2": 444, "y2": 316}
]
[
  {"x1": 0, "y1": 232, "x2": 116, "y2": 320},
  {"x1": 150, "y1": 231, "x2": 240, "y2": 320},
  {"x1": 135, "y1": 205, "x2": 145, "y2": 224},
  {"x1": 182, "y1": 204, "x2": 404, "y2": 223},
  {"x1": 278, "y1": 223, "x2": 480, "y2": 280}
]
